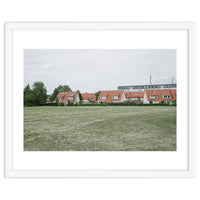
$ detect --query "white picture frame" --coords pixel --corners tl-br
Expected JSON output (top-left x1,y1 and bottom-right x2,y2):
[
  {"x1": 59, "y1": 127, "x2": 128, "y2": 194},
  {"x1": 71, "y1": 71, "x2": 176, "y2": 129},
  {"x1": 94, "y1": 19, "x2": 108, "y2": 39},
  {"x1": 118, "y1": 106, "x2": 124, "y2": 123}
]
[{"x1": 5, "y1": 22, "x2": 196, "y2": 178}]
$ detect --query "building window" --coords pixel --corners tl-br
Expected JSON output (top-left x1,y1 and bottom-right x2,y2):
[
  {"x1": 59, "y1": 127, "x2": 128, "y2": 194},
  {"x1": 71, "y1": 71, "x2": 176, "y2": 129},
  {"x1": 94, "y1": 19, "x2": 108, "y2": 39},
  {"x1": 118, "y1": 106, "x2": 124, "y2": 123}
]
[
  {"x1": 68, "y1": 97, "x2": 73, "y2": 100},
  {"x1": 100, "y1": 96, "x2": 106, "y2": 99},
  {"x1": 59, "y1": 97, "x2": 62, "y2": 100},
  {"x1": 150, "y1": 95, "x2": 158, "y2": 99},
  {"x1": 163, "y1": 95, "x2": 171, "y2": 98},
  {"x1": 112, "y1": 96, "x2": 118, "y2": 99}
]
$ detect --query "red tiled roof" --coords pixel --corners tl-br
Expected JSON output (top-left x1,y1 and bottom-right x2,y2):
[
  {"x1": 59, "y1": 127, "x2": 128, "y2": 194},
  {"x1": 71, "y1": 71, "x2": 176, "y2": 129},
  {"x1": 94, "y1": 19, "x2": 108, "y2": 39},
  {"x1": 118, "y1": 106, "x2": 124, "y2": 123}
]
[
  {"x1": 56, "y1": 91, "x2": 79, "y2": 102},
  {"x1": 145, "y1": 89, "x2": 176, "y2": 103},
  {"x1": 124, "y1": 91, "x2": 144, "y2": 98},
  {"x1": 81, "y1": 93, "x2": 96, "y2": 102},
  {"x1": 169, "y1": 89, "x2": 177, "y2": 100},
  {"x1": 98, "y1": 90, "x2": 124, "y2": 103}
]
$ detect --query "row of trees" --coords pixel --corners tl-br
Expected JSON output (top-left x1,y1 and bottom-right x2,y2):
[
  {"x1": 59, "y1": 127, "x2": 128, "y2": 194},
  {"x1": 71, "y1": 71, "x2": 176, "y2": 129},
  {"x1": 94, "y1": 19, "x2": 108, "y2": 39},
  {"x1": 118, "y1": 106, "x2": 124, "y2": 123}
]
[
  {"x1": 24, "y1": 82, "x2": 88, "y2": 106},
  {"x1": 24, "y1": 82, "x2": 73, "y2": 106},
  {"x1": 24, "y1": 82, "x2": 47, "y2": 106}
]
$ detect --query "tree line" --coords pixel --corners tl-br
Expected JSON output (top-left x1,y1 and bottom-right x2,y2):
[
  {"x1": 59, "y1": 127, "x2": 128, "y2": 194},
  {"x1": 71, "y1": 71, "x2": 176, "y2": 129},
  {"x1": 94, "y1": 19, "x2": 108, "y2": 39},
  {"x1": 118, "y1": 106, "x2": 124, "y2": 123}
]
[
  {"x1": 24, "y1": 81, "x2": 101, "y2": 106},
  {"x1": 24, "y1": 82, "x2": 72, "y2": 106}
]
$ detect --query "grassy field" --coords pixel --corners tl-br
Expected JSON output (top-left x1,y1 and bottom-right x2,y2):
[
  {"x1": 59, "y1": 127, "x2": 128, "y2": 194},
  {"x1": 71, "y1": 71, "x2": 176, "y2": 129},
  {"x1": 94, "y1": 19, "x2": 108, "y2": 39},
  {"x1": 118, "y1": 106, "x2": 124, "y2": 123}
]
[{"x1": 24, "y1": 106, "x2": 176, "y2": 151}]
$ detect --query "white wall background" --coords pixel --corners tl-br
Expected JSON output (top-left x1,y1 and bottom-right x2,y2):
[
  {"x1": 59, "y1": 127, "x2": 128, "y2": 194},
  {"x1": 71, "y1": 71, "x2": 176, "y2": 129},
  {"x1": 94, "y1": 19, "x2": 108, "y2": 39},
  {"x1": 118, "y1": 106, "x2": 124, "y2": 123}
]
[{"x1": 0, "y1": 1, "x2": 199, "y2": 200}]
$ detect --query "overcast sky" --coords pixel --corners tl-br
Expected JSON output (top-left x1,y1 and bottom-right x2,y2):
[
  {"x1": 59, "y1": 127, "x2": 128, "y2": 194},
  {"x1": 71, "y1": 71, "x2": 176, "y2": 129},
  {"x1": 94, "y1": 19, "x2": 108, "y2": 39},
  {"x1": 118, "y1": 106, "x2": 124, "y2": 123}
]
[{"x1": 24, "y1": 49, "x2": 176, "y2": 94}]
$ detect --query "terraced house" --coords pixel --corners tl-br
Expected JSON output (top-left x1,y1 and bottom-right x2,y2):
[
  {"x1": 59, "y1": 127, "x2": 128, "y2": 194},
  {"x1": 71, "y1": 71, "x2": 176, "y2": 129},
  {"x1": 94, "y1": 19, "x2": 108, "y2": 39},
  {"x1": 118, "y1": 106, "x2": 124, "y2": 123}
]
[
  {"x1": 124, "y1": 91, "x2": 144, "y2": 103},
  {"x1": 81, "y1": 93, "x2": 96, "y2": 103},
  {"x1": 57, "y1": 91, "x2": 80, "y2": 104},
  {"x1": 56, "y1": 88, "x2": 176, "y2": 105},
  {"x1": 97, "y1": 90, "x2": 126, "y2": 103},
  {"x1": 143, "y1": 89, "x2": 176, "y2": 104}
]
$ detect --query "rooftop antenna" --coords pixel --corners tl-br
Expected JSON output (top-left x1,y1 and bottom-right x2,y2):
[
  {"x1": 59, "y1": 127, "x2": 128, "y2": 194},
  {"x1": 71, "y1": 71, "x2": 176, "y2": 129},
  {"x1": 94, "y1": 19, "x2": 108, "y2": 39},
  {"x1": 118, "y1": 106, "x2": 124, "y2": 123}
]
[{"x1": 150, "y1": 74, "x2": 152, "y2": 85}]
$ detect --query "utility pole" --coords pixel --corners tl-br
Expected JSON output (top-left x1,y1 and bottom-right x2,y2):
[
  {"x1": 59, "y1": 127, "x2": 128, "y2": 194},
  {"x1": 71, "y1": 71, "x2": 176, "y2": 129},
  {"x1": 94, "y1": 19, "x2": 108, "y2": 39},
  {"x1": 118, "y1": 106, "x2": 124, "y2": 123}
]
[{"x1": 150, "y1": 74, "x2": 152, "y2": 85}]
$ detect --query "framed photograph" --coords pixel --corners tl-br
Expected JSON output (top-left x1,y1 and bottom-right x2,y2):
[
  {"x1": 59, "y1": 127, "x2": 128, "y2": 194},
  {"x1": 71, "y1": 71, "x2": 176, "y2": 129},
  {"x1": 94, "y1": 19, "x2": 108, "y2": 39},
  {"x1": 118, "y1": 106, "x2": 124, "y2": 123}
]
[{"x1": 5, "y1": 22, "x2": 196, "y2": 177}]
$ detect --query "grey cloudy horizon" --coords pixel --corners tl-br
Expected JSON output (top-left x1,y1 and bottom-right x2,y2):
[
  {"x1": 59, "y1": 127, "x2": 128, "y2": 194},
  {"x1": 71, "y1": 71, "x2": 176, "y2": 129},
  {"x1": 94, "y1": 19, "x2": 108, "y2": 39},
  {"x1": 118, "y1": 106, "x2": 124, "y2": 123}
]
[{"x1": 24, "y1": 49, "x2": 176, "y2": 94}]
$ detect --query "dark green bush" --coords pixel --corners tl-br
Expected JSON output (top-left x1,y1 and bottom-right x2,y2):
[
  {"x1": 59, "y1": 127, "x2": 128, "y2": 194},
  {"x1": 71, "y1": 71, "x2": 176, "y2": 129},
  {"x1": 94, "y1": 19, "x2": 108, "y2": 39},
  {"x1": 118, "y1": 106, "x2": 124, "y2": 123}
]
[
  {"x1": 80, "y1": 103, "x2": 107, "y2": 106},
  {"x1": 58, "y1": 102, "x2": 64, "y2": 106},
  {"x1": 171, "y1": 99, "x2": 176, "y2": 106},
  {"x1": 107, "y1": 102, "x2": 136, "y2": 106},
  {"x1": 139, "y1": 103, "x2": 170, "y2": 106},
  {"x1": 43, "y1": 103, "x2": 57, "y2": 106},
  {"x1": 67, "y1": 101, "x2": 73, "y2": 106}
]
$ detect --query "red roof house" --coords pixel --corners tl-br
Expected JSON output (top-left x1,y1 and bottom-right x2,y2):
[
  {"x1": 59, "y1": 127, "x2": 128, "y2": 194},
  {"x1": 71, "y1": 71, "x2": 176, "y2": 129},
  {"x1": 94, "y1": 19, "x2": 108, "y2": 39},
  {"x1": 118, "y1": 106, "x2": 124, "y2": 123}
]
[
  {"x1": 143, "y1": 89, "x2": 176, "y2": 104},
  {"x1": 124, "y1": 91, "x2": 144, "y2": 103},
  {"x1": 56, "y1": 91, "x2": 80, "y2": 103},
  {"x1": 81, "y1": 93, "x2": 96, "y2": 102},
  {"x1": 97, "y1": 90, "x2": 126, "y2": 103}
]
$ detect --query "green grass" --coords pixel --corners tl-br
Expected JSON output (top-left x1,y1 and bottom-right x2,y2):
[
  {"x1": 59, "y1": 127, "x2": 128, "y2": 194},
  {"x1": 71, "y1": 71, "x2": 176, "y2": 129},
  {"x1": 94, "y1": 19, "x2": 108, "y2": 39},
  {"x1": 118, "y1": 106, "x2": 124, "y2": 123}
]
[{"x1": 24, "y1": 106, "x2": 176, "y2": 151}]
